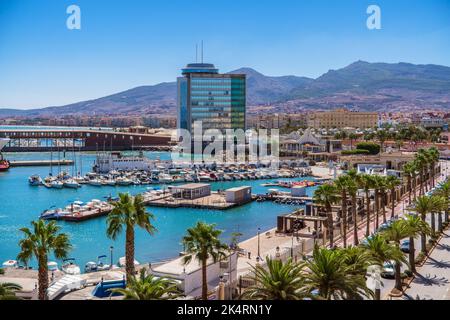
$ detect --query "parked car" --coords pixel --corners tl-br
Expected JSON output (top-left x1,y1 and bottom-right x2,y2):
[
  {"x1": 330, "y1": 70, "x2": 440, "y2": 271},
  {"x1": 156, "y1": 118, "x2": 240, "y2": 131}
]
[
  {"x1": 381, "y1": 260, "x2": 396, "y2": 279},
  {"x1": 400, "y1": 239, "x2": 410, "y2": 253}
]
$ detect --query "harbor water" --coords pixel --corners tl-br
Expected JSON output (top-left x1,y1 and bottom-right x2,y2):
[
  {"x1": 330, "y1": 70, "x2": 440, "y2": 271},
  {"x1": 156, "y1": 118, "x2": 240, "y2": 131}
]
[{"x1": 0, "y1": 151, "x2": 317, "y2": 269}]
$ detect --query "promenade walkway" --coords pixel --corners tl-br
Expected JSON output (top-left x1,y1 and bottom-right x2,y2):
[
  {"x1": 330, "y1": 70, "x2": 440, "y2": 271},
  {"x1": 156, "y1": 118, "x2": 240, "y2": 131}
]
[{"x1": 393, "y1": 230, "x2": 450, "y2": 300}]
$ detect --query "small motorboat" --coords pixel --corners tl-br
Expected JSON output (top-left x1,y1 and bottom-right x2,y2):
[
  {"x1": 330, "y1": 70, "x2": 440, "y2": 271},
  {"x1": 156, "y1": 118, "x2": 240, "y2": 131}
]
[
  {"x1": 2, "y1": 260, "x2": 18, "y2": 268},
  {"x1": 47, "y1": 261, "x2": 59, "y2": 271},
  {"x1": 62, "y1": 258, "x2": 81, "y2": 275},
  {"x1": 96, "y1": 255, "x2": 110, "y2": 271},
  {"x1": 84, "y1": 261, "x2": 98, "y2": 273},
  {"x1": 28, "y1": 175, "x2": 42, "y2": 186},
  {"x1": 118, "y1": 257, "x2": 139, "y2": 268}
]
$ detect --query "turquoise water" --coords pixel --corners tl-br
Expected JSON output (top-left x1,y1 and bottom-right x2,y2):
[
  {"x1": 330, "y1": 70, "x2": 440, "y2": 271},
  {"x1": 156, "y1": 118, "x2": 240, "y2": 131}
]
[{"x1": 0, "y1": 151, "x2": 317, "y2": 268}]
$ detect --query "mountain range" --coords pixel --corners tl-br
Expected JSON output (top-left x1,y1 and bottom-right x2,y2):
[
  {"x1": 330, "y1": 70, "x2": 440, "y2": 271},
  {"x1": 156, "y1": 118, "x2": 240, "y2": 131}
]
[{"x1": 2, "y1": 61, "x2": 450, "y2": 117}]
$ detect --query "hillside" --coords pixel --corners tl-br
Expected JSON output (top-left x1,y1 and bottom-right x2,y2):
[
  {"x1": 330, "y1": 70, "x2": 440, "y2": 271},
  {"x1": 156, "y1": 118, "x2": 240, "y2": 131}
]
[{"x1": 1, "y1": 61, "x2": 450, "y2": 117}]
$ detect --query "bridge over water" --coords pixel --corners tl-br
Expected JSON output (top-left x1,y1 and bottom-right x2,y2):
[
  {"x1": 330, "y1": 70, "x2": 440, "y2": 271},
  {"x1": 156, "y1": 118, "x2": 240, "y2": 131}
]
[{"x1": 0, "y1": 128, "x2": 172, "y2": 152}]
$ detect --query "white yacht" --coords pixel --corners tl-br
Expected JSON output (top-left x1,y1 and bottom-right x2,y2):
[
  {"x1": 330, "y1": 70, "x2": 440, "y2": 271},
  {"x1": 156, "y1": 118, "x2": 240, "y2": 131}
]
[
  {"x1": 50, "y1": 180, "x2": 64, "y2": 189},
  {"x1": 88, "y1": 179, "x2": 102, "y2": 186},
  {"x1": 158, "y1": 173, "x2": 173, "y2": 184},
  {"x1": 64, "y1": 179, "x2": 80, "y2": 188},
  {"x1": 116, "y1": 177, "x2": 133, "y2": 186}
]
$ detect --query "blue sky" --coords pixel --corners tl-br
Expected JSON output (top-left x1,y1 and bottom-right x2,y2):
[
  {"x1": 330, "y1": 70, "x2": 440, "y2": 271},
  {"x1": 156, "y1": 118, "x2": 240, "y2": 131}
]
[{"x1": 1, "y1": 0, "x2": 449, "y2": 109}]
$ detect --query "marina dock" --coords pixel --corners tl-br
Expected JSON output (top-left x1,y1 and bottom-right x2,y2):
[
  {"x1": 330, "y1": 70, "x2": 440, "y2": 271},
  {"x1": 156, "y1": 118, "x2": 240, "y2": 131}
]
[
  {"x1": 10, "y1": 160, "x2": 74, "y2": 167},
  {"x1": 143, "y1": 191, "x2": 253, "y2": 210}
]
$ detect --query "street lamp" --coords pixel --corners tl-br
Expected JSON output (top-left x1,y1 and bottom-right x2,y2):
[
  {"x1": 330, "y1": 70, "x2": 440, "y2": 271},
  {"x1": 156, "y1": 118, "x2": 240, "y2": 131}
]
[
  {"x1": 366, "y1": 265, "x2": 382, "y2": 300},
  {"x1": 257, "y1": 227, "x2": 261, "y2": 259},
  {"x1": 110, "y1": 246, "x2": 114, "y2": 269}
]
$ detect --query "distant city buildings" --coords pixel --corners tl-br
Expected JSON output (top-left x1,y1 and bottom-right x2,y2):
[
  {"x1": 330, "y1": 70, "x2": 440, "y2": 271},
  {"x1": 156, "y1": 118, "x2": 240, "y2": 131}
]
[
  {"x1": 177, "y1": 63, "x2": 246, "y2": 137},
  {"x1": 306, "y1": 108, "x2": 378, "y2": 129},
  {"x1": 247, "y1": 113, "x2": 307, "y2": 130},
  {"x1": 417, "y1": 117, "x2": 446, "y2": 130}
]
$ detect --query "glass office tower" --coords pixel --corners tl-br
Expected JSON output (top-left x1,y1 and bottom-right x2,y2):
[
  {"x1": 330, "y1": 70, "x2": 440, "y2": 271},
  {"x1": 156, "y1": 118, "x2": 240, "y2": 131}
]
[{"x1": 177, "y1": 63, "x2": 246, "y2": 139}]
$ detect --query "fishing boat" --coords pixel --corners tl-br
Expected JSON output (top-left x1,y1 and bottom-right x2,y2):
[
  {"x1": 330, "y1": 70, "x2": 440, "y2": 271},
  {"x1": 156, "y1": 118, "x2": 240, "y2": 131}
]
[
  {"x1": 62, "y1": 258, "x2": 81, "y2": 275},
  {"x1": 28, "y1": 175, "x2": 43, "y2": 186}
]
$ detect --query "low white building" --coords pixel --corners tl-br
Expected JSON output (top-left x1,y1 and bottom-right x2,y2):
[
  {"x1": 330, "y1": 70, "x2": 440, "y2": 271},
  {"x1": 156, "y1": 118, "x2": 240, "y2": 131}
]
[
  {"x1": 150, "y1": 252, "x2": 238, "y2": 298},
  {"x1": 225, "y1": 186, "x2": 252, "y2": 203}
]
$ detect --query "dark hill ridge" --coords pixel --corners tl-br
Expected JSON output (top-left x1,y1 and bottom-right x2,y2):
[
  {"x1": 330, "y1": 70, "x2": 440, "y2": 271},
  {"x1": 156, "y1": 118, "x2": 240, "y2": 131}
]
[{"x1": 1, "y1": 61, "x2": 450, "y2": 117}]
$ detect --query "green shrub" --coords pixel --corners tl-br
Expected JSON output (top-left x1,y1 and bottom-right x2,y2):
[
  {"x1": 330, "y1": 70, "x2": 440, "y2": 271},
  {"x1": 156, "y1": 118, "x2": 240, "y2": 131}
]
[
  {"x1": 355, "y1": 142, "x2": 381, "y2": 155},
  {"x1": 341, "y1": 149, "x2": 370, "y2": 155},
  {"x1": 0, "y1": 268, "x2": 4, "y2": 275}
]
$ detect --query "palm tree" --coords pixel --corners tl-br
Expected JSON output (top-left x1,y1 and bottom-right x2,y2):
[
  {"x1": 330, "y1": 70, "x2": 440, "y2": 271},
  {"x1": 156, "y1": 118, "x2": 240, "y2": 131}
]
[
  {"x1": 361, "y1": 233, "x2": 402, "y2": 264},
  {"x1": 345, "y1": 171, "x2": 360, "y2": 246},
  {"x1": 111, "y1": 268, "x2": 181, "y2": 300},
  {"x1": 107, "y1": 193, "x2": 156, "y2": 278},
  {"x1": 402, "y1": 162, "x2": 415, "y2": 203},
  {"x1": 241, "y1": 257, "x2": 308, "y2": 300},
  {"x1": 429, "y1": 196, "x2": 446, "y2": 235},
  {"x1": 0, "y1": 282, "x2": 22, "y2": 300},
  {"x1": 17, "y1": 220, "x2": 72, "y2": 300},
  {"x1": 376, "y1": 130, "x2": 388, "y2": 153},
  {"x1": 334, "y1": 175, "x2": 352, "y2": 248},
  {"x1": 371, "y1": 175, "x2": 383, "y2": 228},
  {"x1": 360, "y1": 174, "x2": 375, "y2": 237},
  {"x1": 427, "y1": 147, "x2": 440, "y2": 188},
  {"x1": 375, "y1": 176, "x2": 388, "y2": 224},
  {"x1": 313, "y1": 184, "x2": 340, "y2": 247},
  {"x1": 435, "y1": 181, "x2": 450, "y2": 223},
  {"x1": 182, "y1": 222, "x2": 228, "y2": 300},
  {"x1": 385, "y1": 175, "x2": 401, "y2": 220},
  {"x1": 379, "y1": 221, "x2": 410, "y2": 291},
  {"x1": 414, "y1": 151, "x2": 428, "y2": 196},
  {"x1": 302, "y1": 245, "x2": 372, "y2": 300},
  {"x1": 340, "y1": 246, "x2": 375, "y2": 276},
  {"x1": 349, "y1": 133, "x2": 358, "y2": 150},
  {"x1": 411, "y1": 196, "x2": 442, "y2": 254},
  {"x1": 401, "y1": 215, "x2": 431, "y2": 273}
]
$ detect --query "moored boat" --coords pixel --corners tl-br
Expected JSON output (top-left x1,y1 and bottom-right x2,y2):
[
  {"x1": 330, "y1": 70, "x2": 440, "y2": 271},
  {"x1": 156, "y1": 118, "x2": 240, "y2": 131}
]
[
  {"x1": 62, "y1": 258, "x2": 81, "y2": 275},
  {"x1": 64, "y1": 179, "x2": 81, "y2": 189},
  {"x1": 28, "y1": 175, "x2": 43, "y2": 186}
]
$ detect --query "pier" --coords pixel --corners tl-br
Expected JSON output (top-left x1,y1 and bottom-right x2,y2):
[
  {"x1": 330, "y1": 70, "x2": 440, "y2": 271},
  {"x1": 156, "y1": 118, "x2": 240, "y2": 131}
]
[
  {"x1": 10, "y1": 160, "x2": 74, "y2": 167},
  {"x1": 0, "y1": 128, "x2": 172, "y2": 152},
  {"x1": 143, "y1": 192, "x2": 253, "y2": 210}
]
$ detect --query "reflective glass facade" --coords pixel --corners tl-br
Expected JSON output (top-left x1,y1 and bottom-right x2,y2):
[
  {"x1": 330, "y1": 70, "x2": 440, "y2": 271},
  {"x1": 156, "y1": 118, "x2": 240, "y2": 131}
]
[{"x1": 177, "y1": 63, "x2": 246, "y2": 136}]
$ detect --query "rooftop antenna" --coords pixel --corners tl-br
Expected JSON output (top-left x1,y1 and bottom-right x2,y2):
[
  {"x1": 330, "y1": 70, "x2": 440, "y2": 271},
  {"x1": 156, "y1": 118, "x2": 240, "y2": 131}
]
[
  {"x1": 195, "y1": 43, "x2": 198, "y2": 63},
  {"x1": 201, "y1": 40, "x2": 204, "y2": 63}
]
